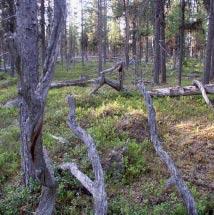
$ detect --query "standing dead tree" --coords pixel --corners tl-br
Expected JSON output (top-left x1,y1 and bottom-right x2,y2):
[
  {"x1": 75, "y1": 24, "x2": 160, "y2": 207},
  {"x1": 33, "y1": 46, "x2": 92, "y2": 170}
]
[
  {"x1": 91, "y1": 61, "x2": 125, "y2": 94},
  {"x1": 16, "y1": 0, "x2": 66, "y2": 214},
  {"x1": 60, "y1": 96, "x2": 107, "y2": 215},
  {"x1": 137, "y1": 82, "x2": 198, "y2": 215}
]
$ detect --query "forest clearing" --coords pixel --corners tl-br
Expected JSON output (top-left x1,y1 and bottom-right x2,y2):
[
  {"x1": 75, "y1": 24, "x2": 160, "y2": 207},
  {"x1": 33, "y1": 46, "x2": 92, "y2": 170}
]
[{"x1": 0, "y1": 0, "x2": 214, "y2": 214}]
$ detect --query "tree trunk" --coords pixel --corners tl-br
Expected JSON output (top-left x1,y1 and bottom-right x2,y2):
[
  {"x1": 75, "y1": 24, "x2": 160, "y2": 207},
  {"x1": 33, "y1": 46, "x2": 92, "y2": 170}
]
[
  {"x1": 204, "y1": 0, "x2": 214, "y2": 83},
  {"x1": 132, "y1": 18, "x2": 137, "y2": 57},
  {"x1": 97, "y1": 0, "x2": 103, "y2": 74},
  {"x1": 0, "y1": 0, "x2": 16, "y2": 76},
  {"x1": 178, "y1": 0, "x2": 185, "y2": 86},
  {"x1": 160, "y1": 0, "x2": 166, "y2": 83},
  {"x1": 81, "y1": 0, "x2": 84, "y2": 65},
  {"x1": 211, "y1": 44, "x2": 214, "y2": 79},
  {"x1": 153, "y1": 0, "x2": 161, "y2": 84},
  {"x1": 40, "y1": 0, "x2": 46, "y2": 67},
  {"x1": 123, "y1": 0, "x2": 130, "y2": 68},
  {"x1": 103, "y1": 0, "x2": 108, "y2": 64}
]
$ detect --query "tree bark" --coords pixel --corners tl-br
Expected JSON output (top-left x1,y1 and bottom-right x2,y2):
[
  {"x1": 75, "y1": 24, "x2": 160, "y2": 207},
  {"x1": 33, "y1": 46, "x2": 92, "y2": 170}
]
[
  {"x1": 40, "y1": 0, "x2": 46, "y2": 67},
  {"x1": 123, "y1": 0, "x2": 130, "y2": 68},
  {"x1": 160, "y1": 0, "x2": 166, "y2": 83},
  {"x1": 16, "y1": 0, "x2": 66, "y2": 213},
  {"x1": 153, "y1": 0, "x2": 161, "y2": 84},
  {"x1": 103, "y1": 0, "x2": 108, "y2": 64},
  {"x1": 204, "y1": 0, "x2": 214, "y2": 83},
  {"x1": 81, "y1": 0, "x2": 85, "y2": 65},
  {"x1": 177, "y1": 0, "x2": 185, "y2": 86},
  {"x1": 97, "y1": 0, "x2": 103, "y2": 74}
]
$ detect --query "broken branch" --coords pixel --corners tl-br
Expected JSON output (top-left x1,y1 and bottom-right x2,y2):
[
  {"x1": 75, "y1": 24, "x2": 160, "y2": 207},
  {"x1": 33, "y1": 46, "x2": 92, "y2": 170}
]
[{"x1": 138, "y1": 82, "x2": 198, "y2": 215}]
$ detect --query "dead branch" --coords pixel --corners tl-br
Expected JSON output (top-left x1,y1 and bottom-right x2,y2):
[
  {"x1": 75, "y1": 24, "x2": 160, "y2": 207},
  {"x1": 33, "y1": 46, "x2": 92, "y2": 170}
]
[
  {"x1": 192, "y1": 80, "x2": 213, "y2": 107},
  {"x1": 148, "y1": 84, "x2": 214, "y2": 97},
  {"x1": 137, "y1": 82, "x2": 198, "y2": 215},
  {"x1": 91, "y1": 61, "x2": 125, "y2": 94},
  {"x1": 60, "y1": 96, "x2": 107, "y2": 215},
  {"x1": 100, "y1": 61, "x2": 124, "y2": 75}
]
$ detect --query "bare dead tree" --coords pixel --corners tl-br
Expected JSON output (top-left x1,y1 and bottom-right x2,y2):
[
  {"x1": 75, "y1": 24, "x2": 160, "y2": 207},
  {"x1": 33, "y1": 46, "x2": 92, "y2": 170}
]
[
  {"x1": 60, "y1": 96, "x2": 107, "y2": 215},
  {"x1": 16, "y1": 0, "x2": 66, "y2": 213},
  {"x1": 138, "y1": 82, "x2": 198, "y2": 215}
]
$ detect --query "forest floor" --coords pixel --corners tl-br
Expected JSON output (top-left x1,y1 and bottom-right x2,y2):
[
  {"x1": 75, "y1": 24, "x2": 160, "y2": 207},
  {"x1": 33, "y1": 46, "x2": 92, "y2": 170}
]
[{"x1": 0, "y1": 59, "x2": 213, "y2": 215}]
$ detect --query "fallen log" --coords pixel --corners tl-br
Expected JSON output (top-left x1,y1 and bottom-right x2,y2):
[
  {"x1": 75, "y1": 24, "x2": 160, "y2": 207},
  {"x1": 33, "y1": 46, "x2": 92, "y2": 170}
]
[
  {"x1": 148, "y1": 84, "x2": 214, "y2": 97},
  {"x1": 138, "y1": 82, "x2": 197, "y2": 215},
  {"x1": 50, "y1": 78, "x2": 96, "y2": 89}
]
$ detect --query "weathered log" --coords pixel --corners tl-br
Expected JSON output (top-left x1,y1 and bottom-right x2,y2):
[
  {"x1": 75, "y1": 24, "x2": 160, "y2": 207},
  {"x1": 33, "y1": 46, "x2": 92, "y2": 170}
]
[
  {"x1": 60, "y1": 96, "x2": 107, "y2": 215},
  {"x1": 148, "y1": 84, "x2": 214, "y2": 97},
  {"x1": 138, "y1": 82, "x2": 198, "y2": 215},
  {"x1": 50, "y1": 78, "x2": 95, "y2": 89}
]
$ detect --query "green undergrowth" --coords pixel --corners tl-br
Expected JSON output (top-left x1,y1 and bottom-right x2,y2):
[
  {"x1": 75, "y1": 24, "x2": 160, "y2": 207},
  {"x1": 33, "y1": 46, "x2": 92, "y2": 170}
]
[{"x1": 0, "y1": 61, "x2": 213, "y2": 214}]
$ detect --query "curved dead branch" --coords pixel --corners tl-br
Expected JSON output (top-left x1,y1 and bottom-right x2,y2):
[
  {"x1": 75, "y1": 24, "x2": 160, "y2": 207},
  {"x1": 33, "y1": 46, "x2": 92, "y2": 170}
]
[
  {"x1": 91, "y1": 61, "x2": 125, "y2": 94},
  {"x1": 60, "y1": 96, "x2": 107, "y2": 215},
  {"x1": 137, "y1": 82, "x2": 198, "y2": 215},
  {"x1": 192, "y1": 80, "x2": 213, "y2": 107}
]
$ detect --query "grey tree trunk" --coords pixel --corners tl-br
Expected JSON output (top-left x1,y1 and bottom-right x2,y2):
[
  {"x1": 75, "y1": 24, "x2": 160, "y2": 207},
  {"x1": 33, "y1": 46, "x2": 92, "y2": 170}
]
[
  {"x1": 145, "y1": 20, "x2": 149, "y2": 63},
  {"x1": 16, "y1": 0, "x2": 66, "y2": 213},
  {"x1": 81, "y1": 0, "x2": 84, "y2": 65},
  {"x1": 177, "y1": 0, "x2": 185, "y2": 86},
  {"x1": 0, "y1": 0, "x2": 16, "y2": 76},
  {"x1": 204, "y1": 0, "x2": 214, "y2": 84},
  {"x1": 160, "y1": 0, "x2": 166, "y2": 83},
  {"x1": 40, "y1": 0, "x2": 46, "y2": 67},
  {"x1": 97, "y1": 0, "x2": 103, "y2": 74},
  {"x1": 211, "y1": 44, "x2": 214, "y2": 79},
  {"x1": 132, "y1": 18, "x2": 137, "y2": 57},
  {"x1": 103, "y1": 0, "x2": 108, "y2": 64},
  {"x1": 123, "y1": 0, "x2": 130, "y2": 68},
  {"x1": 153, "y1": 0, "x2": 161, "y2": 84}
]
